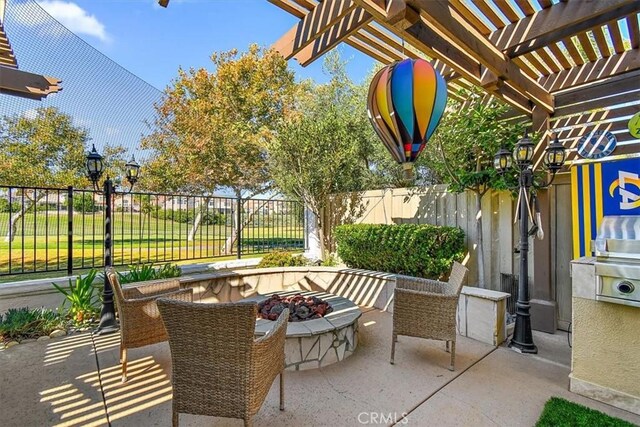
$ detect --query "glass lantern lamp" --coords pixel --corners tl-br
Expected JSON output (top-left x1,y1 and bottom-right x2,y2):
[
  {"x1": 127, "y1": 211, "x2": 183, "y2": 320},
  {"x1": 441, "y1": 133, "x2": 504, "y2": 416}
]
[
  {"x1": 86, "y1": 144, "x2": 104, "y2": 186},
  {"x1": 544, "y1": 134, "x2": 566, "y2": 173},
  {"x1": 125, "y1": 155, "x2": 141, "y2": 187},
  {"x1": 513, "y1": 130, "x2": 535, "y2": 167},
  {"x1": 494, "y1": 147, "x2": 512, "y2": 174}
]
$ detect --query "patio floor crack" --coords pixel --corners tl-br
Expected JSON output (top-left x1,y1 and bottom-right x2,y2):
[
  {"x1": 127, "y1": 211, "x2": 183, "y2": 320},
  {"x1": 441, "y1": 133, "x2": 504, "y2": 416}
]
[
  {"x1": 392, "y1": 345, "x2": 499, "y2": 426},
  {"x1": 90, "y1": 332, "x2": 113, "y2": 427}
]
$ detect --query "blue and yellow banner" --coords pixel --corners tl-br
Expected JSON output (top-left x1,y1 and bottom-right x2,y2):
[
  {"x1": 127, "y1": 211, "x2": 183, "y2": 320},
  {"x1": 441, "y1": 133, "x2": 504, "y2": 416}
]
[{"x1": 571, "y1": 157, "x2": 640, "y2": 258}]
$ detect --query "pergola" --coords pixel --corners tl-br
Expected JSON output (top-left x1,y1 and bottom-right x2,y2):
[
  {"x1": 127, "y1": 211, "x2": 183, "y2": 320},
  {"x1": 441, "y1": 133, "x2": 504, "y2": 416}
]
[
  {"x1": 263, "y1": 0, "x2": 640, "y2": 333},
  {"x1": 268, "y1": 0, "x2": 640, "y2": 166},
  {"x1": 0, "y1": 0, "x2": 61, "y2": 100}
]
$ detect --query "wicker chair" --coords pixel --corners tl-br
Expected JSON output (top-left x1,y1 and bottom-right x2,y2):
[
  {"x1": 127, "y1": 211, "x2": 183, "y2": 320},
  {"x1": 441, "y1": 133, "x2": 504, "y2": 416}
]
[
  {"x1": 391, "y1": 262, "x2": 468, "y2": 371},
  {"x1": 106, "y1": 267, "x2": 193, "y2": 382},
  {"x1": 156, "y1": 299, "x2": 289, "y2": 427}
]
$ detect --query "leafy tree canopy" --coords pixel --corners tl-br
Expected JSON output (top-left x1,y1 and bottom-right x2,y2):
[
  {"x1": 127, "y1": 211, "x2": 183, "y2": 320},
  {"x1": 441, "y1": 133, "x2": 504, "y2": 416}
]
[
  {"x1": 426, "y1": 89, "x2": 526, "y2": 196},
  {"x1": 0, "y1": 107, "x2": 90, "y2": 188},
  {"x1": 141, "y1": 44, "x2": 299, "y2": 197}
]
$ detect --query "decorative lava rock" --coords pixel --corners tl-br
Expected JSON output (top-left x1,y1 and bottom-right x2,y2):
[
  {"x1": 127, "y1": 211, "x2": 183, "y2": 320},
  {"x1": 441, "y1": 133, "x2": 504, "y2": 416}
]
[{"x1": 258, "y1": 293, "x2": 333, "y2": 322}]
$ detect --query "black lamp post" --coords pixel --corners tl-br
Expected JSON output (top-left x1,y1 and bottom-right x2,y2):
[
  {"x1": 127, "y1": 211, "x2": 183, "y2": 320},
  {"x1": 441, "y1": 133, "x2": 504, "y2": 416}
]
[
  {"x1": 494, "y1": 131, "x2": 566, "y2": 354},
  {"x1": 86, "y1": 146, "x2": 141, "y2": 335}
]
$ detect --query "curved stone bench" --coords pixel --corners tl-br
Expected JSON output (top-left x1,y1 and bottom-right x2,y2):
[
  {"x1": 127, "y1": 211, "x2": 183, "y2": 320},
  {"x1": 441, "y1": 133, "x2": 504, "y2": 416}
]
[
  {"x1": 177, "y1": 266, "x2": 397, "y2": 312},
  {"x1": 174, "y1": 267, "x2": 395, "y2": 371}
]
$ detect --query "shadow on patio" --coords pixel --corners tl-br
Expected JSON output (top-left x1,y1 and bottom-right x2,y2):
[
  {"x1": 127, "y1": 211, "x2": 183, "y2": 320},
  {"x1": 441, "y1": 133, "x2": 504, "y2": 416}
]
[{"x1": 1, "y1": 310, "x2": 639, "y2": 426}]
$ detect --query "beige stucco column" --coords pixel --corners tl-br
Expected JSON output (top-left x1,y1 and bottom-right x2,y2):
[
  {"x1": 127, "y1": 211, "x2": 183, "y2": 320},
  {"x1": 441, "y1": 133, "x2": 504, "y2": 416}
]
[{"x1": 570, "y1": 257, "x2": 640, "y2": 415}]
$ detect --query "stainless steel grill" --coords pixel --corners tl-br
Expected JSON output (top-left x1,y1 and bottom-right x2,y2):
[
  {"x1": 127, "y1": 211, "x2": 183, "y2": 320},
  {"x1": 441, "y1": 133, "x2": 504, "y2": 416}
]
[{"x1": 594, "y1": 216, "x2": 640, "y2": 308}]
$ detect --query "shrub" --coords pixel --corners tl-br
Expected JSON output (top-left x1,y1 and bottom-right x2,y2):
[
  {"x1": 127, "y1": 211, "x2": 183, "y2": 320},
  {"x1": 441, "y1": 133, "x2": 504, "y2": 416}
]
[
  {"x1": 72, "y1": 193, "x2": 99, "y2": 213},
  {"x1": 53, "y1": 269, "x2": 101, "y2": 324},
  {"x1": 149, "y1": 207, "x2": 227, "y2": 225},
  {"x1": 320, "y1": 253, "x2": 339, "y2": 267},
  {"x1": 257, "y1": 251, "x2": 309, "y2": 268},
  {"x1": 0, "y1": 307, "x2": 65, "y2": 342},
  {"x1": 334, "y1": 223, "x2": 465, "y2": 279},
  {"x1": 118, "y1": 262, "x2": 182, "y2": 284},
  {"x1": 0, "y1": 199, "x2": 21, "y2": 213},
  {"x1": 155, "y1": 263, "x2": 182, "y2": 279}
]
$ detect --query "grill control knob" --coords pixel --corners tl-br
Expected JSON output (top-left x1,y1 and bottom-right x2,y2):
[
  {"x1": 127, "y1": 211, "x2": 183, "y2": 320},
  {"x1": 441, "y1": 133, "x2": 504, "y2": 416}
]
[{"x1": 616, "y1": 281, "x2": 635, "y2": 295}]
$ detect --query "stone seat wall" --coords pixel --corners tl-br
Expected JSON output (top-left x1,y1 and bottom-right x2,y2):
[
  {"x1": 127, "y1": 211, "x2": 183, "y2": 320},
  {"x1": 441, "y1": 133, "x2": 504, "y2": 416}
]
[{"x1": 177, "y1": 267, "x2": 397, "y2": 312}]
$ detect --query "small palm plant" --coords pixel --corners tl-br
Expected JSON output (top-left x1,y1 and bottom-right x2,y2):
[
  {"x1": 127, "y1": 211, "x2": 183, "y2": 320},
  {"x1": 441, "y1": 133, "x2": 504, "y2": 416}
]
[
  {"x1": 117, "y1": 263, "x2": 156, "y2": 284},
  {"x1": 53, "y1": 269, "x2": 101, "y2": 324}
]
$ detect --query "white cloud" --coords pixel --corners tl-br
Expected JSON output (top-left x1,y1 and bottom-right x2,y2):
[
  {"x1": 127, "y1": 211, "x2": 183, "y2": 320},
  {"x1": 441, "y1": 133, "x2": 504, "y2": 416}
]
[
  {"x1": 22, "y1": 109, "x2": 38, "y2": 120},
  {"x1": 36, "y1": 1, "x2": 110, "y2": 42}
]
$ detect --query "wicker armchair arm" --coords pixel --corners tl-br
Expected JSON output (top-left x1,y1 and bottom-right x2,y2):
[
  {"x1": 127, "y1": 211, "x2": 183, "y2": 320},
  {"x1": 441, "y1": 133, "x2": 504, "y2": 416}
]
[
  {"x1": 122, "y1": 279, "x2": 181, "y2": 300},
  {"x1": 394, "y1": 287, "x2": 459, "y2": 318},
  {"x1": 255, "y1": 308, "x2": 289, "y2": 345},
  {"x1": 124, "y1": 288, "x2": 193, "y2": 307},
  {"x1": 396, "y1": 276, "x2": 447, "y2": 294}
]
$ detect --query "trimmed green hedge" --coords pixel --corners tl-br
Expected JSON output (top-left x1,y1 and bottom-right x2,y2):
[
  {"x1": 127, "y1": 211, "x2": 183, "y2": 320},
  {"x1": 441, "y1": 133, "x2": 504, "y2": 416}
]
[
  {"x1": 334, "y1": 223, "x2": 465, "y2": 279},
  {"x1": 257, "y1": 251, "x2": 308, "y2": 268}
]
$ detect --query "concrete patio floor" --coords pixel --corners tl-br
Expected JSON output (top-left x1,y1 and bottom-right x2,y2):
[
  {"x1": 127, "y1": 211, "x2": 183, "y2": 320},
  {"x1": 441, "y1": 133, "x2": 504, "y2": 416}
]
[{"x1": 1, "y1": 308, "x2": 639, "y2": 427}]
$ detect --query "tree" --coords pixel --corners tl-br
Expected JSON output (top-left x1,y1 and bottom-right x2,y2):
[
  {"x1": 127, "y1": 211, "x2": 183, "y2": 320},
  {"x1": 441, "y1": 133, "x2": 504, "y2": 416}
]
[
  {"x1": 72, "y1": 193, "x2": 98, "y2": 213},
  {"x1": 142, "y1": 45, "x2": 299, "y2": 252},
  {"x1": 425, "y1": 89, "x2": 525, "y2": 288},
  {"x1": 0, "y1": 107, "x2": 89, "y2": 242},
  {"x1": 268, "y1": 52, "x2": 373, "y2": 258}
]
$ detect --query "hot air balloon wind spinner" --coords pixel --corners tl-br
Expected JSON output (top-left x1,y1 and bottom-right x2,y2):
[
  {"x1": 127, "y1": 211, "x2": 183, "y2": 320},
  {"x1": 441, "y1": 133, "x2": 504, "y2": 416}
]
[{"x1": 367, "y1": 59, "x2": 448, "y2": 180}]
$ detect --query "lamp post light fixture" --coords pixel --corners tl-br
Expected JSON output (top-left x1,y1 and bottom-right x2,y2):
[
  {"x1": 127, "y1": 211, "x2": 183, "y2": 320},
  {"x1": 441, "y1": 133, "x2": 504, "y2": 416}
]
[
  {"x1": 85, "y1": 145, "x2": 141, "y2": 335},
  {"x1": 494, "y1": 131, "x2": 566, "y2": 354}
]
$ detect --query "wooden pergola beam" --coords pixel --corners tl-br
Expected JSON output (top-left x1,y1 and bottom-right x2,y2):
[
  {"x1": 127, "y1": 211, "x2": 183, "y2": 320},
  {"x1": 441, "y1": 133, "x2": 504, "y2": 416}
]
[
  {"x1": 295, "y1": 7, "x2": 373, "y2": 66},
  {"x1": 351, "y1": 0, "x2": 533, "y2": 113},
  {"x1": 409, "y1": 0, "x2": 553, "y2": 112},
  {"x1": 0, "y1": 22, "x2": 17, "y2": 68},
  {"x1": 268, "y1": 0, "x2": 307, "y2": 18},
  {"x1": 539, "y1": 50, "x2": 640, "y2": 93},
  {"x1": 273, "y1": 0, "x2": 359, "y2": 59},
  {"x1": 0, "y1": 66, "x2": 62, "y2": 100},
  {"x1": 555, "y1": 69, "x2": 640, "y2": 113},
  {"x1": 489, "y1": 0, "x2": 640, "y2": 58}
]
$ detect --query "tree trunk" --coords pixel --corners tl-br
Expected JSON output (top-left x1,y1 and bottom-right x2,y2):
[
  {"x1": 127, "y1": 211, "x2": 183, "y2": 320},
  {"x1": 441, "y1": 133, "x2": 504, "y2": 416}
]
[
  {"x1": 222, "y1": 207, "x2": 239, "y2": 256},
  {"x1": 4, "y1": 210, "x2": 24, "y2": 243},
  {"x1": 316, "y1": 206, "x2": 328, "y2": 261},
  {"x1": 188, "y1": 212, "x2": 203, "y2": 242},
  {"x1": 475, "y1": 191, "x2": 486, "y2": 288},
  {"x1": 4, "y1": 193, "x2": 40, "y2": 243},
  {"x1": 221, "y1": 197, "x2": 272, "y2": 255},
  {"x1": 187, "y1": 197, "x2": 210, "y2": 242}
]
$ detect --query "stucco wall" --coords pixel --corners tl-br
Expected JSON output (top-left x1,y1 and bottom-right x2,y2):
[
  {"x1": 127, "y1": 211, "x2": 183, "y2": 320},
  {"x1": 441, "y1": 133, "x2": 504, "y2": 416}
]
[
  {"x1": 572, "y1": 297, "x2": 640, "y2": 398},
  {"x1": 570, "y1": 259, "x2": 640, "y2": 414}
]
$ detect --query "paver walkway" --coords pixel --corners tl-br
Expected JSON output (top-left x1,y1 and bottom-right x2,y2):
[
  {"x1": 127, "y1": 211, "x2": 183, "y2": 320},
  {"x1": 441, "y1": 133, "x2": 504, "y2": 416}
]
[{"x1": 1, "y1": 309, "x2": 639, "y2": 426}]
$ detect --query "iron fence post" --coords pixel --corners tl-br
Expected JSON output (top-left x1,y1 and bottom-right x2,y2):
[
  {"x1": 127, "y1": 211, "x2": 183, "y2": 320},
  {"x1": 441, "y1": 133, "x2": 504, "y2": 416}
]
[
  {"x1": 237, "y1": 196, "x2": 242, "y2": 259},
  {"x1": 67, "y1": 186, "x2": 73, "y2": 276},
  {"x1": 96, "y1": 178, "x2": 118, "y2": 335}
]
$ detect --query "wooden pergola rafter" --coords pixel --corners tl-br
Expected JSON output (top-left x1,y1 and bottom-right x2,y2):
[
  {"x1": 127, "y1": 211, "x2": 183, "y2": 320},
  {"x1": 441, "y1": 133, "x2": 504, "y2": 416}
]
[
  {"x1": 267, "y1": 0, "x2": 640, "y2": 120},
  {"x1": 0, "y1": 2, "x2": 62, "y2": 100}
]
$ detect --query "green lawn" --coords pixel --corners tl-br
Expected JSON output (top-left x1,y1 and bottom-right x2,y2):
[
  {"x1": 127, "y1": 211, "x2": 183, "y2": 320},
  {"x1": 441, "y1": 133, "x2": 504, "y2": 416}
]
[
  {"x1": 0, "y1": 211, "x2": 304, "y2": 279},
  {"x1": 536, "y1": 397, "x2": 635, "y2": 427}
]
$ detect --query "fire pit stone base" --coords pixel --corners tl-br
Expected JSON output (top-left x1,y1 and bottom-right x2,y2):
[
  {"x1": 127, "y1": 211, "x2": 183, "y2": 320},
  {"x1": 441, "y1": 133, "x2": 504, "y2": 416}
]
[
  {"x1": 246, "y1": 291, "x2": 361, "y2": 371},
  {"x1": 286, "y1": 321, "x2": 358, "y2": 371}
]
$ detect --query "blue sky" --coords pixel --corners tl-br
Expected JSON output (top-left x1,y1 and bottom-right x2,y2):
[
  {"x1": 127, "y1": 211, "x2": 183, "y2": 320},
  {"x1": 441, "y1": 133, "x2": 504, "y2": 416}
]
[
  {"x1": 34, "y1": 0, "x2": 376, "y2": 89},
  {"x1": 1, "y1": 0, "x2": 376, "y2": 162}
]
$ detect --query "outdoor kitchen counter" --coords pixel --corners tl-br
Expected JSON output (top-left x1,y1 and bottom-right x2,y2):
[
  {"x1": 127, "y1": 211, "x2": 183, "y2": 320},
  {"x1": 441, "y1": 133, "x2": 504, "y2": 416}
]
[{"x1": 570, "y1": 257, "x2": 640, "y2": 415}]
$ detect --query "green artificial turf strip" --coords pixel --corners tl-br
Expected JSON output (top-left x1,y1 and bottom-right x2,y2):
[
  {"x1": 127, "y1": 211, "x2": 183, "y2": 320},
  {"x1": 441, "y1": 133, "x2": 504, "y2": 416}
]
[{"x1": 536, "y1": 397, "x2": 636, "y2": 427}]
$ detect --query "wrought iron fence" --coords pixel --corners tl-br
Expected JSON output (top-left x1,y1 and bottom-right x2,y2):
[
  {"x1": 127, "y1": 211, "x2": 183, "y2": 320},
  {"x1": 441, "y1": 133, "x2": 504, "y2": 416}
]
[{"x1": 0, "y1": 186, "x2": 305, "y2": 279}]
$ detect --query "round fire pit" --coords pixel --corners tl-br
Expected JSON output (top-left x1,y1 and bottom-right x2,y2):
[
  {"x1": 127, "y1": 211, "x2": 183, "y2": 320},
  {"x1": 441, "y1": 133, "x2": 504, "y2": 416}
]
[{"x1": 244, "y1": 291, "x2": 361, "y2": 371}]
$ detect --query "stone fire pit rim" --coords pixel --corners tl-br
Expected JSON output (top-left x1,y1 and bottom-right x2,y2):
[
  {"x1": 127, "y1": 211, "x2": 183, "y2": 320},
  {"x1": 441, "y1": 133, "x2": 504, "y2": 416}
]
[{"x1": 245, "y1": 291, "x2": 362, "y2": 338}]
